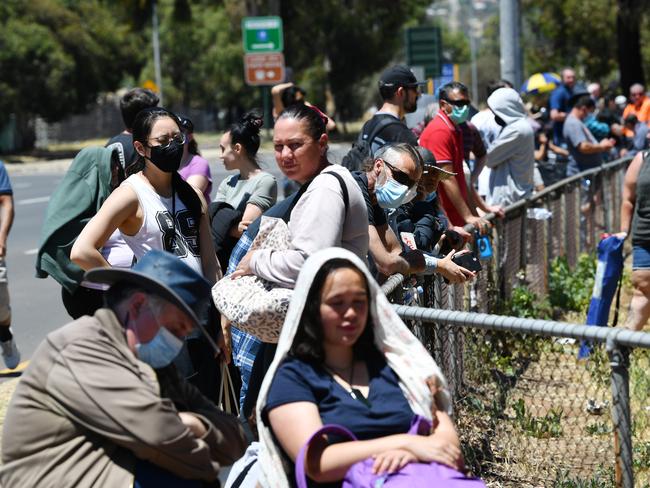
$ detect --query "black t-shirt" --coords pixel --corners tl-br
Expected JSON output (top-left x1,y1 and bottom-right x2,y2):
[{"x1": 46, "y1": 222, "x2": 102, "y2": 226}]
[
  {"x1": 105, "y1": 132, "x2": 137, "y2": 169},
  {"x1": 352, "y1": 171, "x2": 386, "y2": 227},
  {"x1": 362, "y1": 113, "x2": 418, "y2": 155}
]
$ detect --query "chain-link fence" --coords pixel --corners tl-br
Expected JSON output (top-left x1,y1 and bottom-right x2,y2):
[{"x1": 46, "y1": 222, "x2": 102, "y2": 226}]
[{"x1": 383, "y1": 157, "x2": 650, "y2": 487}]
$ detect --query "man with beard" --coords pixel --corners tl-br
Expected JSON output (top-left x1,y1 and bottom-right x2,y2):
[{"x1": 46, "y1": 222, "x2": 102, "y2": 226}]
[{"x1": 360, "y1": 65, "x2": 423, "y2": 154}]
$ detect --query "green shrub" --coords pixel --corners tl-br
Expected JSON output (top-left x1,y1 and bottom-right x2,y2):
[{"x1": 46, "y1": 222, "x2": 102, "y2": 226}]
[
  {"x1": 549, "y1": 254, "x2": 597, "y2": 313},
  {"x1": 504, "y1": 285, "x2": 552, "y2": 319}
]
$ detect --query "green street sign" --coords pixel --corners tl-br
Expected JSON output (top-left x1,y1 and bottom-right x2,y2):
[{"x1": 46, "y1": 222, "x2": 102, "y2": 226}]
[
  {"x1": 405, "y1": 26, "x2": 442, "y2": 79},
  {"x1": 242, "y1": 16, "x2": 283, "y2": 53}
]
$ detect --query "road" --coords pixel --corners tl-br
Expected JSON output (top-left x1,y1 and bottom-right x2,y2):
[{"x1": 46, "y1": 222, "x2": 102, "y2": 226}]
[{"x1": 1, "y1": 143, "x2": 350, "y2": 369}]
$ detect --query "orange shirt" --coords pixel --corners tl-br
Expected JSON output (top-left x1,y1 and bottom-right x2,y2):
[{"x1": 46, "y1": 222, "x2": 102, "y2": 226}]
[{"x1": 623, "y1": 96, "x2": 650, "y2": 136}]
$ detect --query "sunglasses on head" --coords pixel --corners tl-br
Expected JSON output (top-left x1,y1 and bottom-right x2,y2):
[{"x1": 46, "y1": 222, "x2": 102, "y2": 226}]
[
  {"x1": 381, "y1": 160, "x2": 418, "y2": 189},
  {"x1": 441, "y1": 98, "x2": 470, "y2": 107}
]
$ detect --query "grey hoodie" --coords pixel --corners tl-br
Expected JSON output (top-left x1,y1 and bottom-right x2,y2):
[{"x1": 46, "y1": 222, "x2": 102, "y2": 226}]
[{"x1": 486, "y1": 87, "x2": 535, "y2": 206}]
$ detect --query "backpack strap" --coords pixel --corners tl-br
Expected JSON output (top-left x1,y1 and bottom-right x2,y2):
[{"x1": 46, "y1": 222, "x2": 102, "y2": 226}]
[{"x1": 363, "y1": 116, "x2": 404, "y2": 153}]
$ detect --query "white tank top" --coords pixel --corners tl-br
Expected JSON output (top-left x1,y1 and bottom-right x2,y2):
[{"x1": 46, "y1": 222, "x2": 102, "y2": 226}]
[
  {"x1": 120, "y1": 173, "x2": 203, "y2": 276},
  {"x1": 81, "y1": 229, "x2": 135, "y2": 290}
]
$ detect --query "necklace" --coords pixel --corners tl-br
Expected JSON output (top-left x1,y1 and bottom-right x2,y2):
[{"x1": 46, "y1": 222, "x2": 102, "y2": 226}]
[{"x1": 325, "y1": 361, "x2": 372, "y2": 408}]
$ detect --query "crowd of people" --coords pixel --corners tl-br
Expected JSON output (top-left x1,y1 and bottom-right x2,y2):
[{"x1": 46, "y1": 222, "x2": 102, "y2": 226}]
[{"x1": 0, "y1": 62, "x2": 647, "y2": 487}]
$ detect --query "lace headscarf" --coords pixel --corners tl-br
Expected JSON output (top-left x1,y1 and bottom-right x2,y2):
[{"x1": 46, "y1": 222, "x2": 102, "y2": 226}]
[{"x1": 255, "y1": 247, "x2": 451, "y2": 487}]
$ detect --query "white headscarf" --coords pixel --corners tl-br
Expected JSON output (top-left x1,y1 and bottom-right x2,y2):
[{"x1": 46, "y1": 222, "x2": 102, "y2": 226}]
[{"x1": 255, "y1": 247, "x2": 452, "y2": 487}]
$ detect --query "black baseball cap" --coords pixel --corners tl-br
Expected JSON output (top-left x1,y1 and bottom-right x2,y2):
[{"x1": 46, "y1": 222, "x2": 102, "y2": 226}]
[
  {"x1": 416, "y1": 147, "x2": 456, "y2": 179},
  {"x1": 379, "y1": 65, "x2": 426, "y2": 88}
]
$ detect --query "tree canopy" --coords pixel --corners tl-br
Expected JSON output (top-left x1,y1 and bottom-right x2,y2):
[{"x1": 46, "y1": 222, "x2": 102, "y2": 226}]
[
  {"x1": 0, "y1": 0, "x2": 142, "y2": 125},
  {"x1": 2, "y1": 0, "x2": 649, "y2": 136}
]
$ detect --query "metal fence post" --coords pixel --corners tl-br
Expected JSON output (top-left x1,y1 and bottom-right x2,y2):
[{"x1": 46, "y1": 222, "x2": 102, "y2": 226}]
[
  {"x1": 519, "y1": 203, "x2": 529, "y2": 274},
  {"x1": 607, "y1": 336, "x2": 633, "y2": 488}
]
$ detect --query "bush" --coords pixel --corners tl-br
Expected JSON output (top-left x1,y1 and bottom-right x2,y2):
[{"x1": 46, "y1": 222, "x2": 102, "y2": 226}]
[
  {"x1": 549, "y1": 254, "x2": 596, "y2": 313},
  {"x1": 504, "y1": 285, "x2": 552, "y2": 319}
]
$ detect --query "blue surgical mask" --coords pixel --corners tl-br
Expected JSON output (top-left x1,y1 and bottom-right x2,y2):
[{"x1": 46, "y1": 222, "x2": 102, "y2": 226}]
[
  {"x1": 449, "y1": 104, "x2": 470, "y2": 124},
  {"x1": 135, "y1": 309, "x2": 184, "y2": 368},
  {"x1": 376, "y1": 177, "x2": 411, "y2": 209}
]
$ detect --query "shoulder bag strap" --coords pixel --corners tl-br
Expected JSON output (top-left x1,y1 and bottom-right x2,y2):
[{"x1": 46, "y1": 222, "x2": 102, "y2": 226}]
[
  {"x1": 285, "y1": 170, "x2": 351, "y2": 222},
  {"x1": 323, "y1": 171, "x2": 350, "y2": 216},
  {"x1": 283, "y1": 178, "x2": 314, "y2": 222},
  {"x1": 230, "y1": 458, "x2": 258, "y2": 488}
]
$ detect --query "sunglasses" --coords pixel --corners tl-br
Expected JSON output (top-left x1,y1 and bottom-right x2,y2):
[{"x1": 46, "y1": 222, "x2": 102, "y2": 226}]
[
  {"x1": 441, "y1": 98, "x2": 470, "y2": 107},
  {"x1": 382, "y1": 160, "x2": 418, "y2": 189}
]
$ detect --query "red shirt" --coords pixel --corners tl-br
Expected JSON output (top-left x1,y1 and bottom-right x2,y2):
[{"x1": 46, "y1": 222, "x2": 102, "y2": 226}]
[{"x1": 419, "y1": 111, "x2": 468, "y2": 226}]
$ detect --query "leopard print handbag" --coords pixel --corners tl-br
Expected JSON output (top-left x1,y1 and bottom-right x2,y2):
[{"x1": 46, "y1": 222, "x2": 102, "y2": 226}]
[{"x1": 211, "y1": 216, "x2": 293, "y2": 343}]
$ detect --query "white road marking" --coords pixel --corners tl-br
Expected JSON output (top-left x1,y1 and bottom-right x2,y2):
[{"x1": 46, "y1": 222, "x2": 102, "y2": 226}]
[
  {"x1": 17, "y1": 196, "x2": 50, "y2": 205},
  {"x1": 24, "y1": 248, "x2": 38, "y2": 256}
]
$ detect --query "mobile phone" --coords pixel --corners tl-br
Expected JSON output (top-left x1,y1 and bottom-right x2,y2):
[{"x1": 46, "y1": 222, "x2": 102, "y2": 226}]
[
  {"x1": 452, "y1": 251, "x2": 482, "y2": 272},
  {"x1": 434, "y1": 229, "x2": 463, "y2": 255}
]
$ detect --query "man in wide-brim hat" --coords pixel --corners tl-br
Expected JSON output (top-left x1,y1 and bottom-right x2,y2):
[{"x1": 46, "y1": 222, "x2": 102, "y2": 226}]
[{"x1": 0, "y1": 249, "x2": 245, "y2": 488}]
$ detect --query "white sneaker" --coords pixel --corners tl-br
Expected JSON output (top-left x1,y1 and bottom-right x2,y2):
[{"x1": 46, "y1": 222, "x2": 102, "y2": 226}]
[{"x1": 1, "y1": 338, "x2": 20, "y2": 370}]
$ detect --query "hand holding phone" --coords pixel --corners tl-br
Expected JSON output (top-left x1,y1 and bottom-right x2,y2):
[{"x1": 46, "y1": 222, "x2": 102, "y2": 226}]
[
  {"x1": 436, "y1": 250, "x2": 478, "y2": 284},
  {"x1": 451, "y1": 251, "x2": 482, "y2": 272}
]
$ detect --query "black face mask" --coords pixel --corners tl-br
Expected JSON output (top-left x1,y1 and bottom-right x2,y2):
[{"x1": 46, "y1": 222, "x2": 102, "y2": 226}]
[
  {"x1": 494, "y1": 115, "x2": 507, "y2": 127},
  {"x1": 147, "y1": 140, "x2": 184, "y2": 173}
]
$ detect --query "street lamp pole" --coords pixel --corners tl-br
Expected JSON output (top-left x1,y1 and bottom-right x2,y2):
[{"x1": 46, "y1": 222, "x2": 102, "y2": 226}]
[
  {"x1": 152, "y1": 0, "x2": 164, "y2": 105},
  {"x1": 499, "y1": 0, "x2": 523, "y2": 88}
]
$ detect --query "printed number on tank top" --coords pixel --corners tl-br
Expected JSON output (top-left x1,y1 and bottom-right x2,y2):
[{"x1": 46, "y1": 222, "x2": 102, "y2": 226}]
[{"x1": 155, "y1": 210, "x2": 200, "y2": 258}]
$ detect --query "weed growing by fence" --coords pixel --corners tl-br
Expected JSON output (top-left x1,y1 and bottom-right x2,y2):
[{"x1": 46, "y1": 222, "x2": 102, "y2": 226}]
[
  {"x1": 549, "y1": 254, "x2": 597, "y2": 313},
  {"x1": 553, "y1": 467, "x2": 615, "y2": 487},
  {"x1": 512, "y1": 398, "x2": 563, "y2": 438},
  {"x1": 503, "y1": 285, "x2": 552, "y2": 319}
]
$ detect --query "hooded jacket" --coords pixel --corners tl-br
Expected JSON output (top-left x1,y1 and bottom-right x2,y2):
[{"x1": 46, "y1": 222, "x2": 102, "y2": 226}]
[
  {"x1": 36, "y1": 146, "x2": 120, "y2": 293},
  {"x1": 486, "y1": 88, "x2": 535, "y2": 206}
]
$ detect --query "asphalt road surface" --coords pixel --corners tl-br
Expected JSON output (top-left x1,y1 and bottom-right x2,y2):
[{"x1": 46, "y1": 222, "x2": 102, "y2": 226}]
[{"x1": 0, "y1": 143, "x2": 350, "y2": 371}]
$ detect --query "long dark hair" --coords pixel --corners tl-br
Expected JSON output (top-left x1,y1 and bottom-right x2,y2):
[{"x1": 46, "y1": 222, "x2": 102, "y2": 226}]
[
  {"x1": 290, "y1": 259, "x2": 377, "y2": 364},
  {"x1": 131, "y1": 107, "x2": 202, "y2": 227}
]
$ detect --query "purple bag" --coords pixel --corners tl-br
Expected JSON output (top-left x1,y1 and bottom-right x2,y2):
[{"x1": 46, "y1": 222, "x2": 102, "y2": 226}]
[{"x1": 295, "y1": 416, "x2": 486, "y2": 488}]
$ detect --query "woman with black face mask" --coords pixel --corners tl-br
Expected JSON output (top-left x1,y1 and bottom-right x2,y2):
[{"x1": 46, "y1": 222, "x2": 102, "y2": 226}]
[{"x1": 72, "y1": 107, "x2": 221, "y2": 283}]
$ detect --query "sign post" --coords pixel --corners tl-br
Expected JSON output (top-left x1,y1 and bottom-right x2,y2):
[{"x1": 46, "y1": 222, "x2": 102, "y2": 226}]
[
  {"x1": 405, "y1": 26, "x2": 442, "y2": 80},
  {"x1": 242, "y1": 16, "x2": 285, "y2": 128},
  {"x1": 242, "y1": 16, "x2": 284, "y2": 53},
  {"x1": 244, "y1": 53, "x2": 285, "y2": 86}
]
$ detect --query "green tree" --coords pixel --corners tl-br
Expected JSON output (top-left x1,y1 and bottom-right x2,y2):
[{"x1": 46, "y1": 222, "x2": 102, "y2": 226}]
[
  {"x1": 278, "y1": 0, "x2": 430, "y2": 121},
  {"x1": 521, "y1": 0, "x2": 618, "y2": 82},
  {"x1": 0, "y1": 0, "x2": 142, "y2": 125}
]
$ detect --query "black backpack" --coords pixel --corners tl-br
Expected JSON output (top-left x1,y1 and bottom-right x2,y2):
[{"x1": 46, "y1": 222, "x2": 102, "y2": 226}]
[{"x1": 341, "y1": 115, "x2": 403, "y2": 171}]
